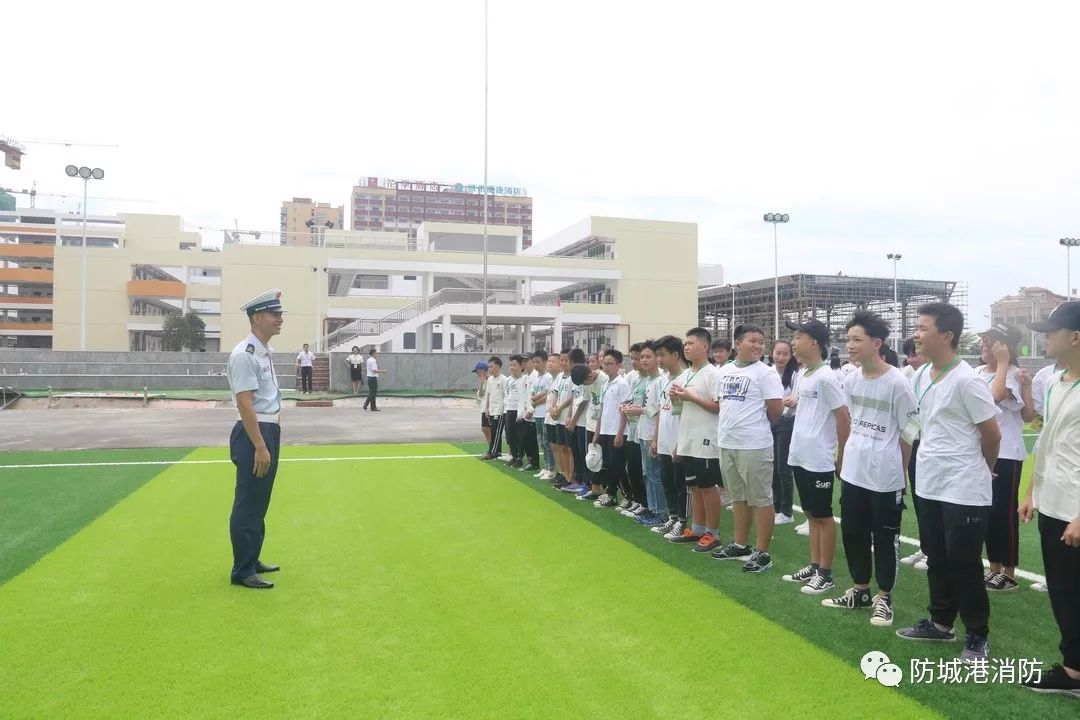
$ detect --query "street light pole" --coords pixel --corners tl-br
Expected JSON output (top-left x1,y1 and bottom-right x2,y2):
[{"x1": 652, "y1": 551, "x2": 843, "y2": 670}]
[
  {"x1": 65, "y1": 165, "x2": 103, "y2": 351},
  {"x1": 480, "y1": 0, "x2": 489, "y2": 351},
  {"x1": 1061, "y1": 238, "x2": 1080, "y2": 299},
  {"x1": 887, "y1": 253, "x2": 902, "y2": 351},
  {"x1": 730, "y1": 283, "x2": 739, "y2": 344},
  {"x1": 763, "y1": 213, "x2": 789, "y2": 340}
]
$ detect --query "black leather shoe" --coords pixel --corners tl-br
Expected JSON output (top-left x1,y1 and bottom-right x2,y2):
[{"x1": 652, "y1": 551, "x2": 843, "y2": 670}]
[
  {"x1": 232, "y1": 574, "x2": 274, "y2": 589},
  {"x1": 256, "y1": 562, "x2": 280, "y2": 574}
]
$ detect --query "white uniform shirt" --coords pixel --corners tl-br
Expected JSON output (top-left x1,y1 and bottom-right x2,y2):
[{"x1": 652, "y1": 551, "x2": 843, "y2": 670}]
[
  {"x1": 841, "y1": 367, "x2": 917, "y2": 492},
  {"x1": 599, "y1": 373, "x2": 631, "y2": 436},
  {"x1": 583, "y1": 372, "x2": 609, "y2": 432},
  {"x1": 227, "y1": 333, "x2": 282, "y2": 416},
  {"x1": 675, "y1": 363, "x2": 721, "y2": 459},
  {"x1": 346, "y1": 353, "x2": 364, "y2": 370},
  {"x1": 638, "y1": 373, "x2": 664, "y2": 444},
  {"x1": 544, "y1": 372, "x2": 562, "y2": 426},
  {"x1": 1032, "y1": 363, "x2": 1059, "y2": 416},
  {"x1": 912, "y1": 361, "x2": 1000, "y2": 506},
  {"x1": 974, "y1": 364, "x2": 1027, "y2": 462},
  {"x1": 297, "y1": 351, "x2": 315, "y2": 367},
  {"x1": 505, "y1": 374, "x2": 525, "y2": 415},
  {"x1": 485, "y1": 374, "x2": 507, "y2": 416},
  {"x1": 531, "y1": 371, "x2": 552, "y2": 419},
  {"x1": 716, "y1": 361, "x2": 785, "y2": 451},
  {"x1": 366, "y1": 356, "x2": 379, "y2": 378},
  {"x1": 787, "y1": 366, "x2": 847, "y2": 473},
  {"x1": 657, "y1": 369, "x2": 683, "y2": 456},
  {"x1": 1032, "y1": 370, "x2": 1080, "y2": 522}
]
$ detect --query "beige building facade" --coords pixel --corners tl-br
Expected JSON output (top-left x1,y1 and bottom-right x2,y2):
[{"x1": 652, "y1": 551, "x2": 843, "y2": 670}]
[
  {"x1": 1, "y1": 209, "x2": 702, "y2": 355},
  {"x1": 280, "y1": 197, "x2": 345, "y2": 246}
]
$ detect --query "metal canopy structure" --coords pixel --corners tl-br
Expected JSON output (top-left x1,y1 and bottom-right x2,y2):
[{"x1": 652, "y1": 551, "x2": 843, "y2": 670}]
[{"x1": 699, "y1": 273, "x2": 968, "y2": 346}]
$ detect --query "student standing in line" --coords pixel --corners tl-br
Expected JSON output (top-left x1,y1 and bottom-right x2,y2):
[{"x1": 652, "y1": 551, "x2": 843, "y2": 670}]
[
  {"x1": 624, "y1": 340, "x2": 666, "y2": 526},
  {"x1": 782, "y1": 319, "x2": 849, "y2": 595},
  {"x1": 473, "y1": 360, "x2": 491, "y2": 448},
  {"x1": 503, "y1": 355, "x2": 527, "y2": 467},
  {"x1": 896, "y1": 303, "x2": 1000, "y2": 665},
  {"x1": 533, "y1": 351, "x2": 558, "y2": 481},
  {"x1": 481, "y1": 357, "x2": 507, "y2": 460},
  {"x1": 822, "y1": 311, "x2": 915, "y2": 629},
  {"x1": 711, "y1": 339, "x2": 732, "y2": 366},
  {"x1": 975, "y1": 324, "x2": 1035, "y2": 592},
  {"x1": 652, "y1": 335, "x2": 689, "y2": 538},
  {"x1": 771, "y1": 339, "x2": 798, "y2": 526},
  {"x1": 1020, "y1": 300, "x2": 1080, "y2": 697},
  {"x1": 594, "y1": 349, "x2": 632, "y2": 509}
]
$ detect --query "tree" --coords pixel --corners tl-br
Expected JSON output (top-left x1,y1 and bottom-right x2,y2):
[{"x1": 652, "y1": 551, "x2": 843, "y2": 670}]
[
  {"x1": 161, "y1": 310, "x2": 207, "y2": 351},
  {"x1": 958, "y1": 331, "x2": 981, "y2": 356}
]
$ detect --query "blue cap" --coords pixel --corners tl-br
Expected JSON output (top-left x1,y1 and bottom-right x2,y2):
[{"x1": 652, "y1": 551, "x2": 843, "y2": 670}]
[
  {"x1": 472, "y1": 361, "x2": 489, "y2": 373},
  {"x1": 241, "y1": 289, "x2": 285, "y2": 316}
]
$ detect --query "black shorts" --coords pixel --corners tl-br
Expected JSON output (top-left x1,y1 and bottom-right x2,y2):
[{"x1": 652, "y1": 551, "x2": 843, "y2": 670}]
[
  {"x1": 546, "y1": 424, "x2": 557, "y2": 445},
  {"x1": 481, "y1": 412, "x2": 491, "y2": 429},
  {"x1": 792, "y1": 465, "x2": 835, "y2": 518},
  {"x1": 555, "y1": 424, "x2": 568, "y2": 446},
  {"x1": 683, "y1": 456, "x2": 723, "y2": 488},
  {"x1": 350, "y1": 367, "x2": 363, "y2": 382}
]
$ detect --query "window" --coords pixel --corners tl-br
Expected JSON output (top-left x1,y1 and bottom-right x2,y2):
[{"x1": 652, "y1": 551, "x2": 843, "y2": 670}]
[
  {"x1": 403, "y1": 275, "x2": 417, "y2": 280},
  {"x1": 432, "y1": 334, "x2": 442, "y2": 350},
  {"x1": 354, "y1": 274, "x2": 390, "y2": 290},
  {"x1": 403, "y1": 332, "x2": 416, "y2": 350}
]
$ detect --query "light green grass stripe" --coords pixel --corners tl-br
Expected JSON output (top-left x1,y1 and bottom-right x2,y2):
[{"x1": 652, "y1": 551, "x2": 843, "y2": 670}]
[{"x1": 0, "y1": 444, "x2": 934, "y2": 720}]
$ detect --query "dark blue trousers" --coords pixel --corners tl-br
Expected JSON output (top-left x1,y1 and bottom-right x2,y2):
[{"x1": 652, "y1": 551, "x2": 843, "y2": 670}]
[{"x1": 229, "y1": 421, "x2": 280, "y2": 582}]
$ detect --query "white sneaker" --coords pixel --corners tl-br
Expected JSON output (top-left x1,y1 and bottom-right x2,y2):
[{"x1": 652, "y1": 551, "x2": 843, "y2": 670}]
[
  {"x1": 900, "y1": 550, "x2": 925, "y2": 566},
  {"x1": 499, "y1": 454, "x2": 513, "y2": 462},
  {"x1": 913, "y1": 558, "x2": 929, "y2": 571},
  {"x1": 1030, "y1": 582, "x2": 1048, "y2": 592},
  {"x1": 775, "y1": 513, "x2": 794, "y2": 525},
  {"x1": 663, "y1": 520, "x2": 686, "y2": 540},
  {"x1": 534, "y1": 470, "x2": 546, "y2": 478},
  {"x1": 794, "y1": 520, "x2": 810, "y2": 536}
]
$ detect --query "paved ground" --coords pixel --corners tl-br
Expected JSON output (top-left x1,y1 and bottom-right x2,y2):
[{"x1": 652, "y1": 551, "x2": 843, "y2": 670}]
[{"x1": 0, "y1": 405, "x2": 481, "y2": 451}]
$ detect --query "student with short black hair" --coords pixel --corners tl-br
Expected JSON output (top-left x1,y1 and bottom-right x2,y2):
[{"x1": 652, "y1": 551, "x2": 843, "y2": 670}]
[
  {"x1": 624, "y1": 340, "x2": 665, "y2": 525},
  {"x1": 652, "y1": 335, "x2": 689, "y2": 538},
  {"x1": 618, "y1": 344, "x2": 647, "y2": 517},
  {"x1": 503, "y1": 355, "x2": 527, "y2": 467},
  {"x1": 771, "y1": 339, "x2": 798, "y2": 526},
  {"x1": 482, "y1": 357, "x2": 507, "y2": 460},
  {"x1": 711, "y1": 339, "x2": 732, "y2": 365},
  {"x1": 535, "y1": 351, "x2": 559, "y2": 481},
  {"x1": 594, "y1": 349, "x2": 632, "y2": 508},
  {"x1": 896, "y1": 302, "x2": 1000, "y2": 665}
]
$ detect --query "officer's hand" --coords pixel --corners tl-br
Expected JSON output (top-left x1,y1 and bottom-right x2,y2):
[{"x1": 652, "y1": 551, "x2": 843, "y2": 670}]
[{"x1": 254, "y1": 445, "x2": 272, "y2": 478}]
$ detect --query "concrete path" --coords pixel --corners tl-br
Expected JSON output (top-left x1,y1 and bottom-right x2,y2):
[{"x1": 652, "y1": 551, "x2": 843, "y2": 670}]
[{"x1": 0, "y1": 406, "x2": 482, "y2": 452}]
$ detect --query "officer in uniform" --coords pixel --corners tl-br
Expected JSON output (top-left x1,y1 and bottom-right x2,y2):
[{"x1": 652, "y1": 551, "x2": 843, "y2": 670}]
[{"x1": 226, "y1": 289, "x2": 285, "y2": 589}]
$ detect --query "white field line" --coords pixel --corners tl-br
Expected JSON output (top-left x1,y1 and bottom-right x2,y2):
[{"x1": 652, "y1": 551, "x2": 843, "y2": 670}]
[
  {"x1": 0, "y1": 453, "x2": 483, "y2": 470},
  {"x1": 791, "y1": 504, "x2": 1046, "y2": 585}
]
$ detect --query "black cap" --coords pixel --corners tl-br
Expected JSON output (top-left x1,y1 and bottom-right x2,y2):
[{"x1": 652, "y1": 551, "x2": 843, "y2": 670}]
[
  {"x1": 1030, "y1": 301, "x2": 1080, "y2": 333},
  {"x1": 785, "y1": 318, "x2": 830, "y2": 349},
  {"x1": 570, "y1": 363, "x2": 590, "y2": 386},
  {"x1": 978, "y1": 322, "x2": 1023, "y2": 346}
]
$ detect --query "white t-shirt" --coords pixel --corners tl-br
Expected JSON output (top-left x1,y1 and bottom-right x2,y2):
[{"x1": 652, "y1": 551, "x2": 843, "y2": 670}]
[
  {"x1": 1032, "y1": 363, "x2": 1059, "y2": 416},
  {"x1": 912, "y1": 361, "x2": 1000, "y2": 506},
  {"x1": 531, "y1": 372, "x2": 552, "y2": 420},
  {"x1": 583, "y1": 372, "x2": 609, "y2": 432},
  {"x1": 346, "y1": 353, "x2": 364, "y2": 370},
  {"x1": 475, "y1": 376, "x2": 487, "y2": 408},
  {"x1": 657, "y1": 370, "x2": 683, "y2": 456},
  {"x1": 841, "y1": 367, "x2": 917, "y2": 492},
  {"x1": 599, "y1": 373, "x2": 631, "y2": 436},
  {"x1": 975, "y1": 364, "x2": 1027, "y2": 461},
  {"x1": 544, "y1": 372, "x2": 562, "y2": 425},
  {"x1": 485, "y1": 374, "x2": 507, "y2": 416},
  {"x1": 779, "y1": 367, "x2": 797, "y2": 417},
  {"x1": 625, "y1": 371, "x2": 652, "y2": 442},
  {"x1": 716, "y1": 361, "x2": 785, "y2": 451},
  {"x1": 556, "y1": 373, "x2": 575, "y2": 424},
  {"x1": 902, "y1": 364, "x2": 916, "y2": 380},
  {"x1": 840, "y1": 363, "x2": 859, "y2": 379},
  {"x1": 676, "y1": 363, "x2": 721, "y2": 459},
  {"x1": 366, "y1": 356, "x2": 379, "y2": 378},
  {"x1": 297, "y1": 351, "x2": 315, "y2": 367},
  {"x1": 1032, "y1": 370, "x2": 1080, "y2": 522},
  {"x1": 637, "y1": 373, "x2": 664, "y2": 444},
  {"x1": 787, "y1": 366, "x2": 847, "y2": 473},
  {"x1": 504, "y1": 374, "x2": 525, "y2": 414}
]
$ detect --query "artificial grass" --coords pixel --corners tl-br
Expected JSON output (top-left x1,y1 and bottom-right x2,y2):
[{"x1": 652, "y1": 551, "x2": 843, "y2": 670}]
[
  {"x1": 0, "y1": 447, "x2": 192, "y2": 585},
  {"x1": 0, "y1": 443, "x2": 933, "y2": 720},
  {"x1": 462, "y1": 442, "x2": 1073, "y2": 719}
]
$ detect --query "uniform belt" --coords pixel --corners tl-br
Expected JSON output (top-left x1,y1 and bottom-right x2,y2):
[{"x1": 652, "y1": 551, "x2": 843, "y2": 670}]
[{"x1": 254, "y1": 413, "x2": 280, "y2": 424}]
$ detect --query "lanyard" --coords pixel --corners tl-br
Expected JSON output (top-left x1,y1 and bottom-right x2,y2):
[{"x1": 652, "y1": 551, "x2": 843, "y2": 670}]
[
  {"x1": 1045, "y1": 370, "x2": 1080, "y2": 428},
  {"x1": 913, "y1": 357, "x2": 961, "y2": 410},
  {"x1": 802, "y1": 362, "x2": 825, "y2": 377}
]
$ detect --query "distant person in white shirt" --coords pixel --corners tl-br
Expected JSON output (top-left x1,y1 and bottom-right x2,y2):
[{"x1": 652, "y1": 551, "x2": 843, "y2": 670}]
[
  {"x1": 346, "y1": 346, "x2": 365, "y2": 395},
  {"x1": 296, "y1": 343, "x2": 315, "y2": 394},
  {"x1": 974, "y1": 324, "x2": 1035, "y2": 592},
  {"x1": 896, "y1": 302, "x2": 1000, "y2": 665},
  {"x1": 363, "y1": 348, "x2": 384, "y2": 411},
  {"x1": 901, "y1": 337, "x2": 926, "y2": 380},
  {"x1": 1019, "y1": 300, "x2": 1080, "y2": 696}
]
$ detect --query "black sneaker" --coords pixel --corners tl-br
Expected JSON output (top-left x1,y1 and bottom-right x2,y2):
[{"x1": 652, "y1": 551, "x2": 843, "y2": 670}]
[
  {"x1": 1023, "y1": 664, "x2": 1080, "y2": 698},
  {"x1": 821, "y1": 587, "x2": 873, "y2": 610},
  {"x1": 986, "y1": 573, "x2": 1020, "y2": 592},
  {"x1": 870, "y1": 595, "x2": 895, "y2": 627},
  {"x1": 711, "y1": 542, "x2": 753, "y2": 561},
  {"x1": 782, "y1": 564, "x2": 817, "y2": 583},
  {"x1": 896, "y1": 618, "x2": 958, "y2": 642},
  {"x1": 742, "y1": 550, "x2": 773, "y2": 573}
]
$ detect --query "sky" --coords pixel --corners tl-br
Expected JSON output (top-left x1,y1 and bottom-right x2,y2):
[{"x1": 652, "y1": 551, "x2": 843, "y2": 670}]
[{"x1": 5, "y1": 0, "x2": 1080, "y2": 328}]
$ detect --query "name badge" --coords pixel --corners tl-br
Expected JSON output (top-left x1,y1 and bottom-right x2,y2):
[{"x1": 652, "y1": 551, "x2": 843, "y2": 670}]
[{"x1": 901, "y1": 415, "x2": 921, "y2": 445}]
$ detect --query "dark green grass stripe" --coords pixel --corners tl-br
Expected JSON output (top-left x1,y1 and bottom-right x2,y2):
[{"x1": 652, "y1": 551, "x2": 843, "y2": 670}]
[
  {"x1": 0, "y1": 448, "x2": 193, "y2": 585},
  {"x1": 457, "y1": 443, "x2": 1073, "y2": 720}
]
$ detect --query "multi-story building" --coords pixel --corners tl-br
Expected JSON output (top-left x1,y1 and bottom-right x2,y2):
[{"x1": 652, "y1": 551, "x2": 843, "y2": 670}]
[
  {"x1": 990, "y1": 286, "x2": 1067, "y2": 355},
  {"x1": 351, "y1": 177, "x2": 533, "y2": 248},
  {"x1": 0, "y1": 208, "x2": 698, "y2": 354},
  {"x1": 280, "y1": 197, "x2": 344, "y2": 246}
]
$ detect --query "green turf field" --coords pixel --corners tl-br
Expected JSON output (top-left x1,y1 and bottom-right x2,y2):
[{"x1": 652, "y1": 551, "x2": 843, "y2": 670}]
[{"x1": 0, "y1": 442, "x2": 1071, "y2": 719}]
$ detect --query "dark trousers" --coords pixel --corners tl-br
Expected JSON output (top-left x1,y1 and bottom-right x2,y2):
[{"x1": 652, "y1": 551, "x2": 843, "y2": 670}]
[
  {"x1": 364, "y1": 377, "x2": 379, "y2": 409},
  {"x1": 624, "y1": 439, "x2": 646, "y2": 505},
  {"x1": 659, "y1": 453, "x2": 688, "y2": 521},
  {"x1": 840, "y1": 480, "x2": 903, "y2": 593},
  {"x1": 908, "y1": 439, "x2": 923, "y2": 551},
  {"x1": 504, "y1": 411, "x2": 520, "y2": 459},
  {"x1": 299, "y1": 366, "x2": 313, "y2": 393},
  {"x1": 1040, "y1": 513, "x2": 1080, "y2": 669},
  {"x1": 487, "y1": 413, "x2": 505, "y2": 457},
  {"x1": 572, "y1": 426, "x2": 591, "y2": 486},
  {"x1": 599, "y1": 434, "x2": 629, "y2": 500},
  {"x1": 519, "y1": 416, "x2": 540, "y2": 467},
  {"x1": 985, "y1": 458, "x2": 1023, "y2": 568},
  {"x1": 229, "y1": 421, "x2": 280, "y2": 582},
  {"x1": 917, "y1": 496, "x2": 991, "y2": 637},
  {"x1": 772, "y1": 414, "x2": 795, "y2": 515}
]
